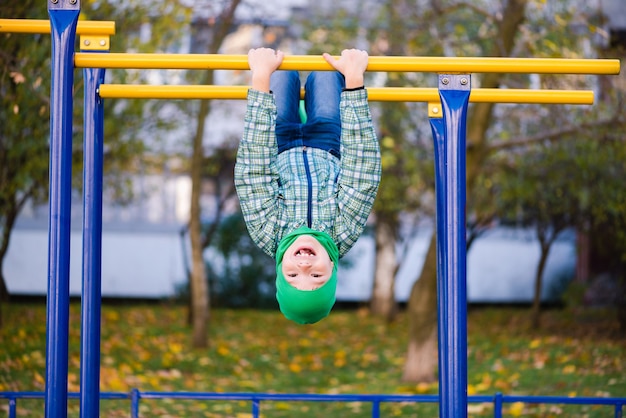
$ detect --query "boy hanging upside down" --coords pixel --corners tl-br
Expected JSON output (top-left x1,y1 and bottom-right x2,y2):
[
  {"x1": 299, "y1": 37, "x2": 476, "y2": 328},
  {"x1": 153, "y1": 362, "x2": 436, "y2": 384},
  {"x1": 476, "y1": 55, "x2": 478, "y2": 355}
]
[{"x1": 235, "y1": 48, "x2": 381, "y2": 324}]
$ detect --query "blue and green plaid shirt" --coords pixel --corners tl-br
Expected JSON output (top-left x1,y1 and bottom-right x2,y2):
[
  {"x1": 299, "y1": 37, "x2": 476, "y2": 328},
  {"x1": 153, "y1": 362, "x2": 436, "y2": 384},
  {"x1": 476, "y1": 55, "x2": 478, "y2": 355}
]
[{"x1": 235, "y1": 88, "x2": 381, "y2": 259}]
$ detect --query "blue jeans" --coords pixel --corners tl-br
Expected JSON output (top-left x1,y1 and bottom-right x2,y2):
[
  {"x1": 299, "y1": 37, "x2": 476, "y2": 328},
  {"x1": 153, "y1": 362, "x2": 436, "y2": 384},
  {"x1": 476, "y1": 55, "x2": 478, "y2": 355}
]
[{"x1": 270, "y1": 71, "x2": 345, "y2": 159}]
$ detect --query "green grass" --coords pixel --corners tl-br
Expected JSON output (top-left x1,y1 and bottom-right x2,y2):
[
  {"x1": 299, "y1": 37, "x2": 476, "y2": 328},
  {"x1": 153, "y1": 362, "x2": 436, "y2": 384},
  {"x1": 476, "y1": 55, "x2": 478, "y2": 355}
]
[{"x1": 0, "y1": 302, "x2": 624, "y2": 417}]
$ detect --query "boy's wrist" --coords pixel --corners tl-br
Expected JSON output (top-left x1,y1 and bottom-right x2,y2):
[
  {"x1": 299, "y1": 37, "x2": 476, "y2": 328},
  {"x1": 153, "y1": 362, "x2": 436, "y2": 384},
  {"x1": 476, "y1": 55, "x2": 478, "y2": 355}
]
[
  {"x1": 251, "y1": 72, "x2": 272, "y2": 93},
  {"x1": 344, "y1": 73, "x2": 364, "y2": 89}
]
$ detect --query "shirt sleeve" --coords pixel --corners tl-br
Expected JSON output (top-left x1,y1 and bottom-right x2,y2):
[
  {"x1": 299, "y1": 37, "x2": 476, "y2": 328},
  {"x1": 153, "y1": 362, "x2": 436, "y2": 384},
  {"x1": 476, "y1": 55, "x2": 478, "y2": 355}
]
[
  {"x1": 335, "y1": 88, "x2": 381, "y2": 255},
  {"x1": 234, "y1": 89, "x2": 281, "y2": 258}
]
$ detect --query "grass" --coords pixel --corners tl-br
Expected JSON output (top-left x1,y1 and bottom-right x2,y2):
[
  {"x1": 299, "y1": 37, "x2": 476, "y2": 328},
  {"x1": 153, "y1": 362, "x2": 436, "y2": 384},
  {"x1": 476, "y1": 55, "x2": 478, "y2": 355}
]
[{"x1": 0, "y1": 302, "x2": 624, "y2": 417}]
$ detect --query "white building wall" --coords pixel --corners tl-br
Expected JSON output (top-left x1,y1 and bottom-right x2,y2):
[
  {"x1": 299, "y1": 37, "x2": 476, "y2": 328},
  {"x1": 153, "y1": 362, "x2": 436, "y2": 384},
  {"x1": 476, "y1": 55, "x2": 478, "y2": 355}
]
[
  {"x1": 5, "y1": 219, "x2": 575, "y2": 303},
  {"x1": 5, "y1": 227, "x2": 186, "y2": 298}
]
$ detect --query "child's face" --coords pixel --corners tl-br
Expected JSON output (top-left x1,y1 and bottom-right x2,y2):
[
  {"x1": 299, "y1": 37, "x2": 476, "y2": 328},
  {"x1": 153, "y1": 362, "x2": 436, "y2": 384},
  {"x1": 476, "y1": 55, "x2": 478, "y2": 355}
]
[{"x1": 281, "y1": 234, "x2": 334, "y2": 291}]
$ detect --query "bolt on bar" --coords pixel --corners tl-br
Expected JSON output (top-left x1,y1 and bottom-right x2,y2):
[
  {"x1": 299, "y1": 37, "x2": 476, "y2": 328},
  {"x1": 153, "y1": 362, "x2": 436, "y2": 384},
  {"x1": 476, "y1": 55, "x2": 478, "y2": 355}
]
[
  {"x1": 97, "y1": 84, "x2": 595, "y2": 104},
  {"x1": 0, "y1": 18, "x2": 115, "y2": 35},
  {"x1": 75, "y1": 52, "x2": 621, "y2": 74}
]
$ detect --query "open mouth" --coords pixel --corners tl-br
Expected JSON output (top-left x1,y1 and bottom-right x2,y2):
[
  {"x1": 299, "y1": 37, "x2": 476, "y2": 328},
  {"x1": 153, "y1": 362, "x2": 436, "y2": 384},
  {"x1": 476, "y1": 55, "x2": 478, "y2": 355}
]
[{"x1": 294, "y1": 247, "x2": 316, "y2": 257}]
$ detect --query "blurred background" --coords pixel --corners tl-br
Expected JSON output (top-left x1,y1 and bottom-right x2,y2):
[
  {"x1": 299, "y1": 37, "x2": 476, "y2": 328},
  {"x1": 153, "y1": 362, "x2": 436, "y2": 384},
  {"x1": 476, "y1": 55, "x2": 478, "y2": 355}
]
[{"x1": 1, "y1": 0, "x2": 624, "y2": 334}]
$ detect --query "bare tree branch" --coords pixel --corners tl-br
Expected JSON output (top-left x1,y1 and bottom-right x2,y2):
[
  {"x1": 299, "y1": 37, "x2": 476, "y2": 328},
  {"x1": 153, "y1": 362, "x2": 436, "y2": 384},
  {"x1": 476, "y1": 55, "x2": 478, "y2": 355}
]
[
  {"x1": 488, "y1": 115, "x2": 624, "y2": 152},
  {"x1": 430, "y1": 0, "x2": 494, "y2": 21}
]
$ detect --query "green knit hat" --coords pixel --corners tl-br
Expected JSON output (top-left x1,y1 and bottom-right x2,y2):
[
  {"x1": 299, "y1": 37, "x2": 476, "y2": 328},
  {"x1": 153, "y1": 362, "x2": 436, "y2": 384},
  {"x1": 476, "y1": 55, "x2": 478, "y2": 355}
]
[{"x1": 275, "y1": 227, "x2": 339, "y2": 325}]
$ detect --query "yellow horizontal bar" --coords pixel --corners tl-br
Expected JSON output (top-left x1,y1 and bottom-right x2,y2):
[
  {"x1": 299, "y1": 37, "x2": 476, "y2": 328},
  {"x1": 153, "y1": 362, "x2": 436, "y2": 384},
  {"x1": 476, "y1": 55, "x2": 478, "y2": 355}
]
[
  {"x1": 0, "y1": 19, "x2": 115, "y2": 35},
  {"x1": 76, "y1": 53, "x2": 620, "y2": 75},
  {"x1": 470, "y1": 88, "x2": 594, "y2": 104},
  {"x1": 98, "y1": 85, "x2": 594, "y2": 105}
]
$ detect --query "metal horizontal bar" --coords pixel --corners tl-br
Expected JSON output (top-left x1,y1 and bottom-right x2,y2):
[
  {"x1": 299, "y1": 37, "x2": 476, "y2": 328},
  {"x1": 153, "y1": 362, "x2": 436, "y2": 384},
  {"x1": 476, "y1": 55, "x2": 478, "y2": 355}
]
[
  {"x1": 75, "y1": 53, "x2": 620, "y2": 74},
  {"x1": 500, "y1": 395, "x2": 626, "y2": 406},
  {"x1": 98, "y1": 84, "x2": 595, "y2": 105},
  {"x1": 2, "y1": 391, "x2": 624, "y2": 405},
  {"x1": 138, "y1": 392, "x2": 439, "y2": 402},
  {"x1": 0, "y1": 19, "x2": 115, "y2": 35}
]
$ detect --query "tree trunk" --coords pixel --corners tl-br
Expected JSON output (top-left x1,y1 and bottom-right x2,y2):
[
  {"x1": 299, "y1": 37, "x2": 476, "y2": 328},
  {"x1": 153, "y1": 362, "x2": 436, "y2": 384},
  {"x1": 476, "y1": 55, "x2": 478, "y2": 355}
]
[
  {"x1": 189, "y1": 98, "x2": 211, "y2": 348},
  {"x1": 575, "y1": 226, "x2": 590, "y2": 282},
  {"x1": 0, "y1": 255, "x2": 10, "y2": 330},
  {"x1": 618, "y1": 279, "x2": 626, "y2": 336},
  {"x1": 0, "y1": 268, "x2": 7, "y2": 329},
  {"x1": 531, "y1": 241, "x2": 551, "y2": 329},
  {"x1": 369, "y1": 0, "x2": 410, "y2": 323},
  {"x1": 370, "y1": 220, "x2": 398, "y2": 321},
  {"x1": 0, "y1": 206, "x2": 19, "y2": 329},
  {"x1": 402, "y1": 232, "x2": 438, "y2": 382},
  {"x1": 186, "y1": 0, "x2": 242, "y2": 348}
]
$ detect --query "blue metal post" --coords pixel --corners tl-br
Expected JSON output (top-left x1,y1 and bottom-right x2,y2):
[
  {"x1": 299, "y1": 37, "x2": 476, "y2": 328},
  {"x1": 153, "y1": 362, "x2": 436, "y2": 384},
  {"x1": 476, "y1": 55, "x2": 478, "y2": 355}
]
[
  {"x1": 432, "y1": 74, "x2": 471, "y2": 418},
  {"x1": 251, "y1": 399, "x2": 260, "y2": 418},
  {"x1": 494, "y1": 392, "x2": 503, "y2": 418},
  {"x1": 8, "y1": 397, "x2": 16, "y2": 418},
  {"x1": 46, "y1": 2, "x2": 80, "y2": 417},
  {"x1": 80, "y1": 63, "x2": 106, "y2": 418},
  {"x1": 131, "y1": 389, "x2": 140, "y2": 418},
  {"x1": 371, "y1": 400, "x2": 380, "y2": 418}
]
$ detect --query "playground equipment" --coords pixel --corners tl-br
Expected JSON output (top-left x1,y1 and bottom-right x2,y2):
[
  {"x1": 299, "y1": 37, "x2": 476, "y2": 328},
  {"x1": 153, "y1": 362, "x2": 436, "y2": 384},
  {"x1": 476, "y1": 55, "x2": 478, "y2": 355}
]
[{"x1": 1, "y1": 4, "x2": 624, "y2": 418}]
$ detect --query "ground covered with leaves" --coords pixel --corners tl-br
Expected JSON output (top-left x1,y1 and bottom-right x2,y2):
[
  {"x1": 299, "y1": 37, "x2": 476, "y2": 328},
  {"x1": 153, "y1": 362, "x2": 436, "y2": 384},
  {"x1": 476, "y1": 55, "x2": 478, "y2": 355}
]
[{"x1": 0, "y1": 303, "x2": 624, "y2": 417}]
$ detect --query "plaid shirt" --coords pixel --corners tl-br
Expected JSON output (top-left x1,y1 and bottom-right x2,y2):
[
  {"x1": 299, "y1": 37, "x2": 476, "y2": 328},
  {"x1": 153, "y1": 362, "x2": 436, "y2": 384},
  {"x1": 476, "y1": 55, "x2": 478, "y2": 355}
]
[{"x1": 235, "y1": 88, "x2": 381, "y2": 259}]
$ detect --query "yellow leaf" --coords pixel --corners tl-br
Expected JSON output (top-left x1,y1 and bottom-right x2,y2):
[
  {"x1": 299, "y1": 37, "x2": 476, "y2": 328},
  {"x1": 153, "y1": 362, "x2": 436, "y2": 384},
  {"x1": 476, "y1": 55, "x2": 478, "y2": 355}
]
[
  {"x1": 562, "y1": 365, "x2": 576, "y2": 374},
  {"x1": 33, "y1": 372, "x2": 45, "y2": 386},
  {"x1": 238, "y1": 380, "x2": 257, "y2": 389},
  {"x1": 104, "y1": 311, "x2": 120, "y2": 321},
  {"x1": 415, "y1": 382, "x2": 431, "y2": 394},
  {"x1": 275, "y1": 402, "x2": 291, "y2": 410},
  {"x1": 509, "y1": 402, "x2": 525, "y2": 416},
  {"x1": 289, "y1": 363, "x2": 302, "y2": 373},
  {"x1": 169, "y1": 342, "x2": 183, "y2": 354},
  {"x1": 334, "y1": 358, "x2": 346, "y2": 367},
  {"x1": 382, "y1": 136, "x2": 395, "y2": 148},
  {"x1": 529, "y1": 339, "x2": 541, "y2": 349}
]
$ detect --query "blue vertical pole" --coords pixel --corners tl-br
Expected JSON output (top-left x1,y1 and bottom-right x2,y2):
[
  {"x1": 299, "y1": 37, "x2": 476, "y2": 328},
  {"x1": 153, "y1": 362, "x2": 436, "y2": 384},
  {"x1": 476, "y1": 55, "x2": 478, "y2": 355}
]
[
  {"x1": 494, "y1": 392, "x2": 503, "y2": 418},
  {"x1": 130, "y1": 389, "x2": 140, "y2": 418},
  {"x1": 80, "y1": 62, "x2": 106, "y2": 418},
  {"x1": 46, "y1": 2, "x2": 80, "y2": 417},
  {"x1": 251, "y1": 399, "x2": 260, "y2": 418},
  {"x1": 8, "y1": 397, "x2": 16, "y2": 418},
  {"x1": 432, "y1": 74, "x2": 471, "y2": 418}
]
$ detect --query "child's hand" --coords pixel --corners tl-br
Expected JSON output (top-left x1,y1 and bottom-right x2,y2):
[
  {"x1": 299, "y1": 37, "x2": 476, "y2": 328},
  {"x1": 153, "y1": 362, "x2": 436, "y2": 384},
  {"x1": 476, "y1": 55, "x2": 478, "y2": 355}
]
[
  {"x1": 248, "y1": 48, "x2": 284, "y2": 92},
  {"x1": 323, "y1": 49, "x2": 368, "y2": 89}
]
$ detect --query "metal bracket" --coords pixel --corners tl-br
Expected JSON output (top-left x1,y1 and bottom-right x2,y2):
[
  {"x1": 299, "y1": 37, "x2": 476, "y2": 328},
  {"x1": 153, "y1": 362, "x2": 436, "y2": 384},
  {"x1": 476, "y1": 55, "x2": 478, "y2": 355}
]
[
  {"x1": 48, "y1": 0, "x2": 80, "y2": 10},
  {"x1": 429, "y1": 102, "x2": 443, "y2": 118},
  {"x1": 439, "y1": 74, "x2": 471, "y2": 91},
  {"x1": 80, "y1": 35, "x2": 110, "y2": 51}
]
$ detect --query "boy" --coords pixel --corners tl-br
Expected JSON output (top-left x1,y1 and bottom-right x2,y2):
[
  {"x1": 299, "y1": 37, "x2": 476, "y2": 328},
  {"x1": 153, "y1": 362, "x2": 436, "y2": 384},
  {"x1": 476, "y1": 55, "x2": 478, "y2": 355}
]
[{"x1": 235, "y1": 48, "x2": 381, "y2": 324}]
